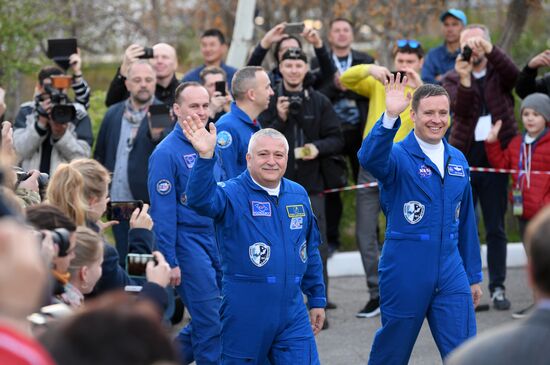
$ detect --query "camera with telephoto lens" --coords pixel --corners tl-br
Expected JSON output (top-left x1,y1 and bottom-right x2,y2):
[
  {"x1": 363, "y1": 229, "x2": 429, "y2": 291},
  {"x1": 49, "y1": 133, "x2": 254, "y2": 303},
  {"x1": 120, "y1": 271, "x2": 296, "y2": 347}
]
[
  {"x1": 13, "y1": 167, "x2": 49, "y2": 191},
  {"x1": 36, "y1": 75, "x2": 76, "y2": 124},
  {"x1": 41, "y1": 228, "x2": 71, "y2": 257}
]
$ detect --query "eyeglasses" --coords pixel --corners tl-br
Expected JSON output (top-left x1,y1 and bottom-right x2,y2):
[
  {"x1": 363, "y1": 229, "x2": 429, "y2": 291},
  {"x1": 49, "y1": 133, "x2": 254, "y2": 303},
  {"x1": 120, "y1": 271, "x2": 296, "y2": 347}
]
[{"x1": 396, "y1": 39, "x2": 420, "y2": 49}]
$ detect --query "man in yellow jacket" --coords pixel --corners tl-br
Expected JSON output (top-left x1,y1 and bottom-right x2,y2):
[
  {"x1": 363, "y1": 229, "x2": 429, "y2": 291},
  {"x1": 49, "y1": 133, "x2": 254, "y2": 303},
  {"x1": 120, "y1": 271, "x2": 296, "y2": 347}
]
[{"x1": 339, "y1": 40, "x2": 425, "y2": 318}]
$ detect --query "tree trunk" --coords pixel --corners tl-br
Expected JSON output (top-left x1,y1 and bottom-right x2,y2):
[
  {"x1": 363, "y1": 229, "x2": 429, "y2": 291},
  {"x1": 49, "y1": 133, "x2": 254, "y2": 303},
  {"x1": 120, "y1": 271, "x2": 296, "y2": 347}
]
[{"x1": 498, "y1": 0, "x2": 539, "y2": 53}]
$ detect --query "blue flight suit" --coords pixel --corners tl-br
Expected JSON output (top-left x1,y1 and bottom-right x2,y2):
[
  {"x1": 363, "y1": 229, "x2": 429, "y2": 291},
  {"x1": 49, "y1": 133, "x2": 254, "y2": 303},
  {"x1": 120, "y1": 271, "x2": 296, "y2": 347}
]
[
  {"x1": 215, "y1": 102, "x2": 261, "y2": 179},
  {"x1": 186, "y1": 156, "x2": 326, "y2": 365},
  {"x1": 358, "y1": 115, "x2": 483, "y2": 364},
  {"x1": 148, "y1": 123, "x2": 223, "y2": 365}
]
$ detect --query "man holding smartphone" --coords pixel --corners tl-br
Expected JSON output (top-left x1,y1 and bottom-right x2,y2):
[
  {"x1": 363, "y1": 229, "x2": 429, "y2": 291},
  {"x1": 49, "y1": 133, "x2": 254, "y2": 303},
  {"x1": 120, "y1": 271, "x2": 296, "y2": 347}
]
[
  {"x1": 148, "y1": 82, "x2": 223, "y2": 364},
  {"x1": 199, "y1": 66, "x2": 232, "y2": 123}
]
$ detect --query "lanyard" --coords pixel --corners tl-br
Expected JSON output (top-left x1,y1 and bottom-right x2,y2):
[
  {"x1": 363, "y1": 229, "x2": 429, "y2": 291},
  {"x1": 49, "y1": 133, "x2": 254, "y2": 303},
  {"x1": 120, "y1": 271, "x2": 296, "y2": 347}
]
[
  {"x1": 518, "y1": 142, "x2": 532, "y2": 189},
  {"x1": 332, "y1": 53, "x2": 352, "y2": 74}
]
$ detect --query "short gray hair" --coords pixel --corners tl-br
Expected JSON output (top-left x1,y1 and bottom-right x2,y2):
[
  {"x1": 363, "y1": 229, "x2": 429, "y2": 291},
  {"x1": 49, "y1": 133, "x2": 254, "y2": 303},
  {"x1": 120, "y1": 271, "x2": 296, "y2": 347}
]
[
  {"x1": 231, "y1": 66, "x2": 264, "y2": 101},
  {"x1": 462, "y1": 24, "x2": 491, "y2": 42},
  {"x1": 127, "y1": 60, "x2": 155, "y2": 79},
  {"x1": 247, "y1": 128, "x2": 289, "y2": 154}
]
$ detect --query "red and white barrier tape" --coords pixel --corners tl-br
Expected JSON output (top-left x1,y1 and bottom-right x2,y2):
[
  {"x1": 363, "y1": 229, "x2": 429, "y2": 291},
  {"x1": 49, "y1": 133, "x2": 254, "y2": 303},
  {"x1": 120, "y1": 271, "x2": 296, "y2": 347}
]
[{"x1": 323, "y1": 167, "x2": 550, "y2": 194}]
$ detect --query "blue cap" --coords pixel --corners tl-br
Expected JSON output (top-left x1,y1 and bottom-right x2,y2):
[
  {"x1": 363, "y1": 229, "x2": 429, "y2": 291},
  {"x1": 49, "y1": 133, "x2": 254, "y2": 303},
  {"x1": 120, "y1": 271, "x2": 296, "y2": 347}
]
[{"x1": 440, "y1": 9, "x2": 467, "y2": 25}]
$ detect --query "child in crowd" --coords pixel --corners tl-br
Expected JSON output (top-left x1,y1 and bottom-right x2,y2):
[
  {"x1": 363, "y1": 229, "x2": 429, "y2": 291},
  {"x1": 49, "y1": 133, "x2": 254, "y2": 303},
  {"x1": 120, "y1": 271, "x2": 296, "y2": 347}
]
[{"x1": 485, "y1": 92, "x2": 550, "y2": 318}]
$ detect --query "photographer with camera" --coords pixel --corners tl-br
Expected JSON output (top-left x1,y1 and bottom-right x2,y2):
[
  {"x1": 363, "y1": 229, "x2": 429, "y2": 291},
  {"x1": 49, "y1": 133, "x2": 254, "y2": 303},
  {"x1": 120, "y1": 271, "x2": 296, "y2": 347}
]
[
  {"x1": 12, "y1": 66, "x2": 93, "y2": 176},
  {"x1": 105, "y1": 43, "x2": 180, "y2": 107},
  {"x1": 442, "y1": 24, "x2": 519, "y2": 311},
  {"x1": 258, "y1": 48, "x2": 344, "y2": 326}
]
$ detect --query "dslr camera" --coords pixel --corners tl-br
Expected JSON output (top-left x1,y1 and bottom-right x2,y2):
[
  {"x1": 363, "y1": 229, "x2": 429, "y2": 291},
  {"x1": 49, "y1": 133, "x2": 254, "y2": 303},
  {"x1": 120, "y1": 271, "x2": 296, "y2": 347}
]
[
  {"x1": 13, "y1": 167, "x2": 49, "y2": 191},
  {"x1": 36, "y1": 75, "x2": 76, "y2": 124},
  {"x1": 277, "y1": 82, "x2": 303, "y2": 116},
  {"x1": 41, "y1": 228, "x2": 72, "y2": 257}
]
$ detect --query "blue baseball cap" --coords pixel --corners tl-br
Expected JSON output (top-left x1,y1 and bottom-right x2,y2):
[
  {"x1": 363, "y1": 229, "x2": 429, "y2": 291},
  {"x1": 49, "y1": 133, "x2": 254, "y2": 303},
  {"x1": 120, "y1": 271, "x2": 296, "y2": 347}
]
[{"x1": 440, "y1": 9, "x2": 467, "y2": 25}]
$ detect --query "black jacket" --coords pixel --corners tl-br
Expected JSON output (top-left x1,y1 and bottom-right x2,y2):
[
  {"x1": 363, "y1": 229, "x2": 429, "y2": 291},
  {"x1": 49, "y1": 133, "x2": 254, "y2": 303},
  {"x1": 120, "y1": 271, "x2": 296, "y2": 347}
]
[
  {"x1": 105, "y1": 68, "x2": 180, "y2": 107},
  {"x1": 317, "y1": 49, "x2": 375, "y2": 132},
  {"x1": 515, "y1": 65, "x2": 550, "y2": 99},
  {"x1": 258, "y1": 85, "x2": 344, "y2": 194}
]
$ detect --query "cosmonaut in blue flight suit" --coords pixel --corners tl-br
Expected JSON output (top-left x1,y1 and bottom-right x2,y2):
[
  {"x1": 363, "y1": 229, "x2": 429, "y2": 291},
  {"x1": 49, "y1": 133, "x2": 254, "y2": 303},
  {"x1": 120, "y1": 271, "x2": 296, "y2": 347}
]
[
  {"x1": 358, "y1": 81, "x2": 483, "y2": 365},
  {"x1": 148, "y1": 120, "x2": 223, "y2": 365},
  {"x1": 216, "y1": 102, "x2": 261, "y2": 179},
  {"x1": 184, "y1": 125, "x2": 326, "y2": 365}
]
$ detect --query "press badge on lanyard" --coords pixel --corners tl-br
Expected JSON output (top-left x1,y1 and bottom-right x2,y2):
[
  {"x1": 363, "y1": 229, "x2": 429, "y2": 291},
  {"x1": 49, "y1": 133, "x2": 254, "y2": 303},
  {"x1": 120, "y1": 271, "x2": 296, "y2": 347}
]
[{"x1": 512, "y1": 189, "x2": 523, "y2": 216}]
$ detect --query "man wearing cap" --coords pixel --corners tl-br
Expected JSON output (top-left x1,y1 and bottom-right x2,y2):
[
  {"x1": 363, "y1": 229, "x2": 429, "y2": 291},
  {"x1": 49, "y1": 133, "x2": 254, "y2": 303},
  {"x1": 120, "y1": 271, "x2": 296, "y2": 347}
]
[
  {"x1": 259, "y1": 48, "x2": 344, "y2": 327},
  {"x1": 422, "y1": 9, "x2": 467, "y2": 85},
  {"x1": 340, "y1": 40, "x2": 425, "y2": 319},
  {"x1": 215, "y1": 66, "x2": 274, "y2": 179}
]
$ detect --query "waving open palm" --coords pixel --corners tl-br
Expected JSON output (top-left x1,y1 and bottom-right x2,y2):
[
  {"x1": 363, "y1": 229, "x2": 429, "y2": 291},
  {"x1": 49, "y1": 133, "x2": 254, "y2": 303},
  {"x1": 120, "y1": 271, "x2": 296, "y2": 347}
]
[{"x1": 385, "y1": 73, "x2": 412, "y2": 118}]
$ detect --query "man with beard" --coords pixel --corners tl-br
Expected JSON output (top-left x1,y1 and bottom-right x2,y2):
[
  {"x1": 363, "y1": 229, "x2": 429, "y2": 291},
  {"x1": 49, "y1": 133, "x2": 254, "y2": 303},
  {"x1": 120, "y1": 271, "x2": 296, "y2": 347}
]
[
  {"x1": 442, "y1": 24, "x2": 519, "y2": 311},
  {"x1": 95, "y1": 60, "x2": 174, "y2": 262}
]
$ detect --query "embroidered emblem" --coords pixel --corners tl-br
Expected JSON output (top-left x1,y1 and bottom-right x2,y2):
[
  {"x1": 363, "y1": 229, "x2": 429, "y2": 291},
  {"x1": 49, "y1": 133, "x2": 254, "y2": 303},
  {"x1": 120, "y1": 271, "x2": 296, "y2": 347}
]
[
  {"x1": 418, "y1": 164, "x2": 432, "y2": 178},
  {"x1": 448, "y1": 164, "x2": 465, "y2": 177},
  {"x1": 156, "y1": 179, "x2": 172, "y2": 195},
  {"x1": 286, "y1": 205, "x2": 306, "y2": 218},
  {"x1": 299, "y1": 241, "x2": 307, "y2": 263},
  {"x1": 251, "y1": 201, "x2": 271, "y2": 217},
  {"x1": 217, "y1": 131, "x2": 233, "y2": 149},
  {"x1": 249, "y1": 242, "x2": 270, "y2": 267},
  {"x1": 183, "y1": 153, "x2": 197, "y2": 169},
  {"x1": 403, "y1": 201, "x2": 425, "y2": 224},
  {"x1": 290, "y1": 217, "x2": 303, "y2": 230}
]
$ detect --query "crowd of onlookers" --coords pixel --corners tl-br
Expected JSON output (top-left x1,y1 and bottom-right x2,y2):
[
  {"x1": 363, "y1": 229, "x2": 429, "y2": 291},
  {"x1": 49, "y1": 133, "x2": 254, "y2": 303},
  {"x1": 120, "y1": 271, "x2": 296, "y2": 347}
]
[{"x1": 0, "y1": 7, "x2": 549, "y2": 364}]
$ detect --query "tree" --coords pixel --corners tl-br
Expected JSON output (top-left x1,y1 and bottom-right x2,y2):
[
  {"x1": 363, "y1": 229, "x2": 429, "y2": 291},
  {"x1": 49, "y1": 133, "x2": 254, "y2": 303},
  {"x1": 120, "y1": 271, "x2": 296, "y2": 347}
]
[{"x1": 498, "y1": 0, "x2": 542, "y2": 53}]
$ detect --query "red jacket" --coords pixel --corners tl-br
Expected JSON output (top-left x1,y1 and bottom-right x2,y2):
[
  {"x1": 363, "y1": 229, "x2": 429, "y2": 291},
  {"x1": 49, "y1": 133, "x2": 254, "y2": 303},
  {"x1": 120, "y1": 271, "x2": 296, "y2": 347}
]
[{"x1": 485, "y1": 130, "x2": 550, "y2": 219}]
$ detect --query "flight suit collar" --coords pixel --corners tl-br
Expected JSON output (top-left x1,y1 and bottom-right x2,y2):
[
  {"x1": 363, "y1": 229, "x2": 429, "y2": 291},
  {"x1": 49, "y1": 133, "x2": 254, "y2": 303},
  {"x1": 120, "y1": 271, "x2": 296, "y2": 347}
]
[{"x1": 402, "y1": 131, "x2": 453, "y2": 178}]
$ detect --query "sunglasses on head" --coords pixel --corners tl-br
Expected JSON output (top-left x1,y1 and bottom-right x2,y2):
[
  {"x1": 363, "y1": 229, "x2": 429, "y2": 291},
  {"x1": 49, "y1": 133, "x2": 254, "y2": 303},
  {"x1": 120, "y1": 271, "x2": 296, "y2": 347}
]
[{"x1": 396, "y1": 39, "x2": 420, "y2": 49}]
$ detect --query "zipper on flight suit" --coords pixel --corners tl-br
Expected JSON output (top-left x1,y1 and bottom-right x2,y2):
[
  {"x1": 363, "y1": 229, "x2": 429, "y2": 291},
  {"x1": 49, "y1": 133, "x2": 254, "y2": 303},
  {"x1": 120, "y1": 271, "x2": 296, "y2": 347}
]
[{"x1": 435, "y1": 156, "x2": 452, "y2": 293}]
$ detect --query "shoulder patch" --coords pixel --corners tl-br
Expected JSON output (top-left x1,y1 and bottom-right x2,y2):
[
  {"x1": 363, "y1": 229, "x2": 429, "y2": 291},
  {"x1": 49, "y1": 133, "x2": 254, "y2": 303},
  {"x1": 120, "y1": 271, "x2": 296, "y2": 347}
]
[
  {"x1": 183, "y1": 153, "x2": 197, "y2": 169},
  {"x1": 290, "y1": 217, "x2": 303, "y2": 230},
  {"x1": 217, "y1": 131, "x2": 233, "y2": 149},
  {"x1": 156, "y1": 179, "x2": 172, "y2": 195},
  {"x1": 251, "y1": 201, "x2": 271, "y2": 217},
  {"x1": 249, "y1": 242, "x2": 270, "y2": 267},
  {"x1": 299, "y1": 241, "x2": 307, "y2": 263}
]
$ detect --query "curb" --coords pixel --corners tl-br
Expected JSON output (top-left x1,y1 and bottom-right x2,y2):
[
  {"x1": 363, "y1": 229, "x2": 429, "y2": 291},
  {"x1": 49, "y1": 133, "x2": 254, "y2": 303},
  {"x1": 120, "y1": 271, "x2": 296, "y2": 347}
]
[{"x1": 327, "y1": 242, "x2": 526, "y2": 277}]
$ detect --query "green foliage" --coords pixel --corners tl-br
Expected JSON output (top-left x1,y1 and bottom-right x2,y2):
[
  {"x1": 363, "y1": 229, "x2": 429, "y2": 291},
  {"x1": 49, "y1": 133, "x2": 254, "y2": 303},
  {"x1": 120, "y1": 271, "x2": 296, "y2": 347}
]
[{"x1": 88, "y1": 89, "x2": 107, "y2": 149}]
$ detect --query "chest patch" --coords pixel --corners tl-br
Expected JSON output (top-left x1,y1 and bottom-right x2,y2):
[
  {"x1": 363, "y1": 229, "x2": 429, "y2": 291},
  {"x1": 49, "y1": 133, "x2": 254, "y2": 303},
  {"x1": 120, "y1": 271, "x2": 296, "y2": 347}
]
[
  {"x1": 299, "y1": 241, "x2": 307, "y2": 263},
  {"x1": 251, "y1": 201, "x2": 271, "y2": 217},
  {"x1": 217, "y1": 131, "x2": 233, "y2": 148},
  {"x1": 156, "y1": 179, "x2": 172, "y2": 195},
  {"x1": 286, "y1": 205, "x2": 306, "y2": 218},
  {"x1": 183, "y1": 153, "x2": 197, "y2": 169},
  {"x1": 418, "y1": 164, "x2": 432, "y2": 178},
  {"x1": 403, "y1": 201, "x2": 425, "y2": 224},
  {"x1": 448, "y1": 164, "x2": 465, "y2": 177},
  {"x1": 290, "y1": 217, "x2": 303, "y2": 230},
  {"x1": 249, "y1": 242, "x2": 270, "y2": 267}
]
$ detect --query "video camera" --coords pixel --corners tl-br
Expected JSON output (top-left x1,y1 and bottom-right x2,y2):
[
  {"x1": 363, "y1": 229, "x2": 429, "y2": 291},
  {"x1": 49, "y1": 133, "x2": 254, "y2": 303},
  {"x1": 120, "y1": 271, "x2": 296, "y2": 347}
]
[{"x1": 36, "y1": 75, "x2": 76, "y2": 124}]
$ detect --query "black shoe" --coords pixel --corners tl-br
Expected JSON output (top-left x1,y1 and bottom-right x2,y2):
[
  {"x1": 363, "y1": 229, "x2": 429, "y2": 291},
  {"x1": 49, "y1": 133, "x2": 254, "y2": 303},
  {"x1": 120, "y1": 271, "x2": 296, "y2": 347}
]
[
  {"x1": 322, "y1": 317, "x2": 329, "y2": 330},
  {"x1": 326, "y1": 301, "x2": 338, "y2": 310},
  {"x1": 491, "y1": 287, "x2": 511, "y2": 310},
  {"x1": 512, "y1": 303, "x2": 534, "y2": 319},
  {"x1": 356, "y1": 298, "x2": 380, "y2": 318}
]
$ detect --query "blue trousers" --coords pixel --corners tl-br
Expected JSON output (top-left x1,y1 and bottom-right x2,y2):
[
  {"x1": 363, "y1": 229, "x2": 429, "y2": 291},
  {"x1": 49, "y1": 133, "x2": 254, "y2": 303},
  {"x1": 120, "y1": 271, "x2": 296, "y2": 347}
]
[
  {"x1": 368, "y1": 239, "x2": 476, "y2": 365},
  {"x1": 174, "y1": 230, "x2": 222, "y2": 365}
]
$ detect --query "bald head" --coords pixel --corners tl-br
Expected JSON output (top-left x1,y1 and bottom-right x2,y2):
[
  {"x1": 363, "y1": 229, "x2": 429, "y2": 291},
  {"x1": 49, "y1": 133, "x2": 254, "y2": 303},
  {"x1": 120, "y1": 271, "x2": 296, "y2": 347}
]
[{"x1": 152, "y1": 43, "x2": 178, "y2": 81}]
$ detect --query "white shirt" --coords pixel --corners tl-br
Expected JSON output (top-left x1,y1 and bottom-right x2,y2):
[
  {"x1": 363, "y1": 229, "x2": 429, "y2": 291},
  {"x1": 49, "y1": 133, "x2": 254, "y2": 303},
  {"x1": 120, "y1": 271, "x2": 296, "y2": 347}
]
[{"x1": 251, "y1": 175, "x2": 280, "y2": 196}]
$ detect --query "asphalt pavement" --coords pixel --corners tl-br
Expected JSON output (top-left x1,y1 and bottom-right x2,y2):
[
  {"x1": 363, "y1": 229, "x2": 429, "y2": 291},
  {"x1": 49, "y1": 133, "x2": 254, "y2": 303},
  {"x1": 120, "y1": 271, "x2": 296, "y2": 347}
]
[{"x1": 316, "y1": 267, "x2": 532, "y2": 364}]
